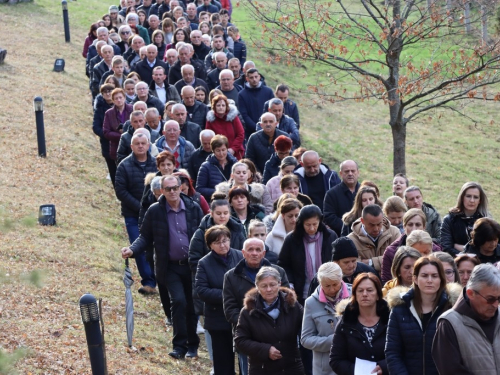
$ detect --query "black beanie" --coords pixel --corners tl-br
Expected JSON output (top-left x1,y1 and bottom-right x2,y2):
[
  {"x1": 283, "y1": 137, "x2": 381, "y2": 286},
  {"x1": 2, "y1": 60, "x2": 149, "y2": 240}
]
[{"x1": 331, "y1": 237, "x2": 358, "y2": 261}]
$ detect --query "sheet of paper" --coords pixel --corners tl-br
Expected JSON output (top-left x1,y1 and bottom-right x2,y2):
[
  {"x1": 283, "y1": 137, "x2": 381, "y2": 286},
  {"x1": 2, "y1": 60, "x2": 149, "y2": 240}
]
[{"x1": 354, "y1": 357, "x2": 377, "y2": 375}]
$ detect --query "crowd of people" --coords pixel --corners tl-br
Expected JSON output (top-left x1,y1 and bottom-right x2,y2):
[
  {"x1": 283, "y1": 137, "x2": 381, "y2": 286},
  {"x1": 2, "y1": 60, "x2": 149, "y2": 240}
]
[{"x1": 86, "y1": 1, "x2": 500, "y2": 374}]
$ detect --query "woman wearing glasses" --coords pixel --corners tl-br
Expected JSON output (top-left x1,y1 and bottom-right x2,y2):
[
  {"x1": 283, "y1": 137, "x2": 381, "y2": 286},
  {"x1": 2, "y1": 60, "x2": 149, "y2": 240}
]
[
  {"x1": 386, "y1": 256, "x2": 461, "y2": 375},
  {"x1": 195, "y1": 225, "x2": 243, "y2": 375},
  {"x1": 434, "y1": 252, "x2": 460, "y2": 283},
  {"x1": 235, "y1": 267, "x2": 305, "y2": 375}
]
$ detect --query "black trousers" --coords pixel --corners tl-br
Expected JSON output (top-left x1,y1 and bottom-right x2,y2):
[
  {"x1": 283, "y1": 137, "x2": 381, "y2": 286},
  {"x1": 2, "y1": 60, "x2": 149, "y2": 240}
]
[
  {"x1": 208, "y1": 329, "x2": 235, "y2": 375},
  {"x1": 104, "y1": 156, "x2": 117, "y2": 187},
  {"x1": 165, "y1": 263, "x2": 199, "y2": 352},
  {"x1": 148, "y1": 256, "x2": 171, "y2": 320}
]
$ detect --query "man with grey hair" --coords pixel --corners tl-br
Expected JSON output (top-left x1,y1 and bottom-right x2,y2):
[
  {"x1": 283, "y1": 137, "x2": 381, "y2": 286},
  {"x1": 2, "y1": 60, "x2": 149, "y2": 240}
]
[
  {"x1": 217, "y1": 68, "x2": 242, "y2": 105},
  {"x1": 181, "y1": 86, "x2": 208, "y2": 129},
  {"x1": 91, "y1": 45, "x2": 114, "y2": 98},
  {"x1": 133, "y1": 81, "x2": 164, "y2": 117},
  {"x1": 257, "y1": 98, "x2": 300, "y2": 148},
  {"x1": 116, "y1": 111, "x2": 148, "y2": 164},
  {"x1": 164, "y1": 48, "x2": 179, "y2": 69},
  {"x1": 133, "y1": 44, "x2": 168, "y2": 85},
  {"x1": 171, "y1": 103, "x2": 202, "y2": 148},
  {"x1": 404, "y1": 186, "x2": 442, "y2": 243},
  {"x1": 126, "y1": 13, "x2": 150, "y2": 44},
  {"x1": 123, "y1": 35, "x2": 144, "y2": 68},
  {"x1": 145, "y1": 107, "x2": 164, "y2": 141},
  {"x1": 206, "y1": 51, "x2": 227, "y2": 91},
  {"x1": 294, "y1": 150, "x2": 341, "y2": 208},
  {"x1": 115, "y1": 131, "x2": 157, "y2": 295},
  {"x1": 174, "y1": 64, "x2": 209, "y2": 95},
  {"x1": 168, "y1": 44, "x2": 206, "y2": 85},
  {"x1": 155, "y1": 120, "x2": 195, "y2": 169},
  {"x1": 433, "y1": 263, "x2": 500, "y2": 374},
  {"x1": 187, "y1": 129, "x2": 214, "y2": 185},
  {"x1": 190, "y1": 29, "x2": 210, "y2": 61},
  {"x1": 86, "y1": 40, "x2": 106, "y2": 79},
  {"x1": 146, "y1": 14, "x2": 160, "y2": 41},
  {"x1": 86, "y1": 27, "x2": 121, "y2": 75},
  {"x1": 223, "y1": 238, "x2": 289, "y2": 374}
]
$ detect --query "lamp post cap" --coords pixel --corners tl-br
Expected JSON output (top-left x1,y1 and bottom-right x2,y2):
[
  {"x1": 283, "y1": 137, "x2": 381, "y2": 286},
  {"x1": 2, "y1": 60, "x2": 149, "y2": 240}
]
[
  {"x1": 79, "y1": 293, "x2": 97, "y2": 305},
  {"x1": 34, "y1": 96, "x2": 43, "y2": 102}
]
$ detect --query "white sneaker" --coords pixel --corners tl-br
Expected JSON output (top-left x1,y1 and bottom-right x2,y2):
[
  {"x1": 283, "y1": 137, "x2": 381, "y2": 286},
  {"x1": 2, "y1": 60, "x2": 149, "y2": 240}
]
[
  {"x1": 196, "y1": 321, "x2": 204, "y2": 334},
  {"x1": 210, "y1": 368, "x2": 214, "y2": 375},
  {"x1": 106, "y1": 173, "x2": 111, "y2": 180}
]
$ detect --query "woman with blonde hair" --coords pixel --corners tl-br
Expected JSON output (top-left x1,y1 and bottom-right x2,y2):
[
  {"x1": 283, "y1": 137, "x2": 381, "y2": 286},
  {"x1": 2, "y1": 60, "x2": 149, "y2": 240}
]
[
  {"x1": 383, "y1": 196, "x2": 408, "y2": 233},
  {"x1": 265, "y1": 198, "x2": 303, "y2": 256}
]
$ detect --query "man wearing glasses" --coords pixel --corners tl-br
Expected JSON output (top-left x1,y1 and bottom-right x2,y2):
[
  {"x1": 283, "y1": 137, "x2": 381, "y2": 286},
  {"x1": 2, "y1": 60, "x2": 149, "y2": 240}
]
[
  {"x1": 122, "y1": 175, "x2": 203, "y2": 360},
  {"x1": 433, "y1": 263, "x2": 500, "y2": 373}
]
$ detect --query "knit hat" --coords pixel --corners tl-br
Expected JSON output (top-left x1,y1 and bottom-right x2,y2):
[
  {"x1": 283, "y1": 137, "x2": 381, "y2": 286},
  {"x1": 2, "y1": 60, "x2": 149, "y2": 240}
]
[
  {"x1": 109, "y1": 5, "x2": 119, "y2": 12},
  {"x1": 331, "y1": 237, "x2": 358, "y2": 260},
  {"x1": 280, "y1": 156, "x2": 298, "y2": 169}
]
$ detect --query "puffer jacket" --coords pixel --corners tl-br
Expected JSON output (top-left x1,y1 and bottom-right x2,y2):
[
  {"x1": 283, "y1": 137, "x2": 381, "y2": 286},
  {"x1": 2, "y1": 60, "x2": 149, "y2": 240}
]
[
  {"x1": 130, "y1": 194, "x2": 203, "y2": 286},
  {"x1": 231, "y1": 204, "x2": 265, "y2": 236},
  {"x1": 441, "y1": 211, "x2": 483, "y2": 256},
  {"x1": 278, "y1": 226, "x2": 338, "y2": 304},
  {"x1": 422, "y1": 203, "x2": 442, "y2": 244},
  {"x1": 215, "y1": 181, "x2": 274, "y2": 215},
  {"x1": 235, "y1": 287, "x2": 305, "y2": 375},
  {"x1": 381, "y1": 235, "x2": 442, "y2": 283},
  {"x1": 256, "y1": 114, "x2": 300, "y2": 149},
  {"x1": 265, "y1": 173, "x2": 283, "y2": 203},
  {"x1": 196, "y1": 153, "x2": 238, "y2": 201},
  {"x1": 188, "y1": 214, "x2": 246, "y2": 272},
  {"x1": 385, "y1": 283, "x2": 462, "y2": 375},
  {"x1": 206, "y1": 106, "x2": 245, "y2": 160},
  {"x1": 195, "y1": 248, "x2": 243, "y2": 331},
  {"x1": 262, "y1": 153, "x2": 281, "y2": 185},
  {"x1": 92, "y1": 94, "x2": 113, "y2": 158},
  {"x1": 302, "y1": 284, "x2": 350, "y2": 375},
  {"x1": 184, "y1": 100, "x2": 209, "y2": 129},
  {"x1": 347, "y1": 216, "x2": 401, "y2": 271},
  {"x1": 114, "y1": 152, "x2": 158, "y2": 217},
  {"x1": 223, "y1": 258, "x2": 290, "y2": 327},
  {"x1": 155, "y1": 135, "x2": 195, "y2": 169},
  {"x1": 330, "y1": 298, "x2": 390, "y2": 375},
  {"x1": 238, "y1": 82, "x2": 275, "y2": 139}
]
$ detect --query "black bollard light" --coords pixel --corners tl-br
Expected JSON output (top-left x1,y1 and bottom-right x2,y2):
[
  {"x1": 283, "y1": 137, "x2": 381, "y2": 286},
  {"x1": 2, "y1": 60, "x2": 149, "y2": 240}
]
[
  {"x1": 33, "y1": 97, "x2": 46, "y2": 158},
  {"x1": 62, "y1": 0, "x2": 70, "y2": 42},
  {"x1": 79, "y1": 294, "x2": 106, "y2": 375}
]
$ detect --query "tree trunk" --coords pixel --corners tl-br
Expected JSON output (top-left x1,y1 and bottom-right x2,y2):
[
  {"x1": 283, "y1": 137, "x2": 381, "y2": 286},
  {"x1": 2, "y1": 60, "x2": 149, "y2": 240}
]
[
  {"x1": 464, "y1": 1, "x2": 471, "y2": 33},
  {"x1": 481, "y1": 3, "x2": 488, "y2": 44},
  {"x1": 391, "y1": 118, "x2": 406, "y2": 174}
]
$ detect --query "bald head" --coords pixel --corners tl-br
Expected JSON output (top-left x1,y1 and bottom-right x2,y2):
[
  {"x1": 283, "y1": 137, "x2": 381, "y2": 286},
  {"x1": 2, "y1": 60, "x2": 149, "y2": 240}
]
[
  {"x1": 339, "y1": 160, "x2": 359, "y2": 188},
  {"x1": 301, "y1": 151, "x2": 322, "y2": 177}
]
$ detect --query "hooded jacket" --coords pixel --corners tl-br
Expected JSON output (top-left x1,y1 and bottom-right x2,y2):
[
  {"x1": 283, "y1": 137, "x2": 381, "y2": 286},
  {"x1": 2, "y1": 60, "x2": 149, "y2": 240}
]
[
  {"x1": 155, "y1": 135, "x2": 195, "y2": 169},
  {"x1": 329, "y1": 298, "x2": 390, "y2": 375},
  {"x1": 223, "y1": 258, "x2": 290, "y2": 327},
  {"x1": 302, "y1": 284, "x2": 351, "y2": 375},
  {"x1": 385, "y1": 283, "x2": 462, "y2": 375},
  {"x1": 196, "y1": 153, "x2": 238, "y2": 201},
  {"x1": 294, "y1": 164, "x2": 341, "y2": 200},
  {"x1": 235, "y1": 287, "x2": 305, "y2": 375},
  {"x1": 347, "y1": 216, "x2": 401, "y2": 271},
  {"x1": 206, "y1": 106, "x2": 245, "y2": 159}
]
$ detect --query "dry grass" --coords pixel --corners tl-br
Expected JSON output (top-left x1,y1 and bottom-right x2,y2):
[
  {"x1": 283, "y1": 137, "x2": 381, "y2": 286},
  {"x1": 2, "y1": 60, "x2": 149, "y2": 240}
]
[{"x1": 0, "y1": 4, "x2": 212, "y2": 374}]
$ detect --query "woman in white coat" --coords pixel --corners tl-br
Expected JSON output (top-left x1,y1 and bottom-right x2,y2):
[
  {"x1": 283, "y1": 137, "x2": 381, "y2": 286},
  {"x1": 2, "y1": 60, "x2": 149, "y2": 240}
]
[
  {"x1": 301, "y1": 262, "x2": 351, "y2": 375},
  {"x1": 265, "y1": 198, "x2": 302, "y2": 255}
]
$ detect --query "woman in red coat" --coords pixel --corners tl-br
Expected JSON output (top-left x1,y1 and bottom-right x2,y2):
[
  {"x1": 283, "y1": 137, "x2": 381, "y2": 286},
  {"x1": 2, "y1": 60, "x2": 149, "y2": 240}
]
[{"x1": 206, "y1": 94, "x2": 245, "y2": 160}]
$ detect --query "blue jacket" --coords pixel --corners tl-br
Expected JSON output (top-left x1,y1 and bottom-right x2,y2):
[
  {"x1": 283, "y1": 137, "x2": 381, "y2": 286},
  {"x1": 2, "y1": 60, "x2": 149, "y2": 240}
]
[
  {"x1": 245, "y1": 129, "x2": 290, "y2": 174},
  {"x1": 232, "y1": 39, "x2": 247, "y2": 66},
  {"x1": 196, "y1": 153, "x2": 238, "y2": 201},
  {"x1": 238, "y1": 82, "x2": 275, "y2": 139},
  {"x1": 264, "y1": 98, "x2": 300, "y2": 128},
  {"x1": 262, "y1": 153, "x2": 282, "y2": 184},
  {"x1": 294, "y1": 164, "x2": 341, "y2": 198},
  {"x1": 155, "y1": 135, "x2": 195, "y2": 169},
  {"x1": 386, "y1": 287, "x2": 453, "y2": 375},
  {"x1": 92, "y1": 94, "x2": 112, "y2": 158}
]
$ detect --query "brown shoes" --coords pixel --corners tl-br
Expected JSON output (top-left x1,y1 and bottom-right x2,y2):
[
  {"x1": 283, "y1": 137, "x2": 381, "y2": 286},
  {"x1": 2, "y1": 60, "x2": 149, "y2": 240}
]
[{"x1": 138, "y1": 285, "x2": 157, "y2": 295}]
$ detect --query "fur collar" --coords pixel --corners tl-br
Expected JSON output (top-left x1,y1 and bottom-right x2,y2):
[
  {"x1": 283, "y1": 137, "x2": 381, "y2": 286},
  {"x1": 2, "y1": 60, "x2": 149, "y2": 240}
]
[
  {"x1": 243, "y1": 287, "x2": 297, "y2": 312},
  {"x1": 386, "y1": 282, "x2": 463, "y2": 310},
  {"x1": 215, "y1": 181, "x2": 265, "y2": 201},
  {"x1": 206, "y1": 105, "x2": 239, "y2": 122}
]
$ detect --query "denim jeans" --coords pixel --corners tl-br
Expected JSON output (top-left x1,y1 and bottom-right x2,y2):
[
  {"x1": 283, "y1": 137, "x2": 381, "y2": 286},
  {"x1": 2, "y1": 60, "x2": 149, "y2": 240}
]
[
  {"x1": 238, "y1": 353, "x2": 248, "y2": 375},
  {"x1": 124, "y1": 216, "x2": 155, "y2": 288}
]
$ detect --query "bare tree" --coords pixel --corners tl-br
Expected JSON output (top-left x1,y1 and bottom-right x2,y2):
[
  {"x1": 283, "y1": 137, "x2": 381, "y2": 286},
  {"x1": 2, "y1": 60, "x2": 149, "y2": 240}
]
[{"x1": 244, "y1": 0, "x2": 500, "y2": 174}]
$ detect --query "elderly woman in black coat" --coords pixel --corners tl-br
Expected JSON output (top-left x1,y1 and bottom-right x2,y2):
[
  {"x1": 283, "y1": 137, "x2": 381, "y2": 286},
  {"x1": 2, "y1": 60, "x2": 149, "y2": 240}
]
[
  {"x1": 235, "y1": 267, "x2": 304, "y2": 375},
  {"x1": 278, "y1": 204, "x2": 338, "y2": 305},
  {"x1": 330, "y1": 272, "x2": 389, "y2": 375},
  {"x1": 196, "y1": 225, "x2": 243, "y2": 375}
]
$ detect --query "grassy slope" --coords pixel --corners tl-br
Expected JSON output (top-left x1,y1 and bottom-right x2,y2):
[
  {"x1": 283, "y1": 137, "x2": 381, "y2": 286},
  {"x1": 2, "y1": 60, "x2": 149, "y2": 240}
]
[{"x1": 0, "y1": 0, "x2": 499, "y2": 373}]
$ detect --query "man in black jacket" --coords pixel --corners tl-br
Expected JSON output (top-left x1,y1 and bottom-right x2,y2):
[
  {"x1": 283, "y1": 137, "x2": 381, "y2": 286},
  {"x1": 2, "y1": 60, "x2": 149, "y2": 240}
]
[
  {"x1": 205, "y1": 52, "x2": 227, "y2": 91},
  {"x1": 116, "y1": 133, "x2": 158, "y2": 295},
  {"x1": 168, "y1": 45, "x2": 207, "y2": 85},
  {"x1": 223, "y1": 238, "x2": 289, "y2": 373},
  {"x1": 133, "y1": 44, "x2": 169, "y2": 85},
  {"x1": 323, "y1": 160, "x2": 360, "y2": 236},
  {"x1": 181, "y1": 86, "x2": 209, "y2": 129},
  {"x1": 122, "y1": 175, "x2": 203, "y2": 359},
  {"x1": 133, "y1": 81, "x2": 165, "y2": 117},
  {"x1": 187, "y1": 129, "x2": 214, "y2": 185},
  {"x1": 171, "y1": 103, "x2": 202, "y2": 148},
  {"x1": 245, "y1": 112, "x2": 290, "y2": 174}
]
